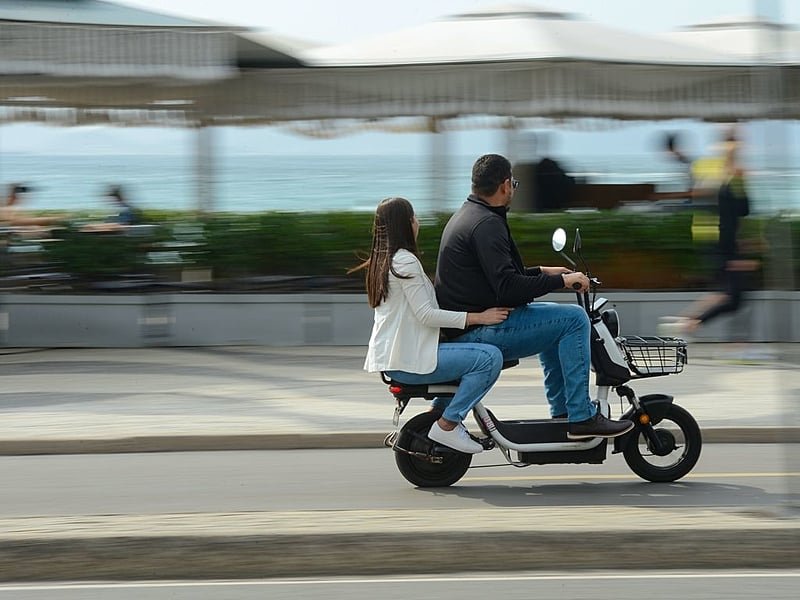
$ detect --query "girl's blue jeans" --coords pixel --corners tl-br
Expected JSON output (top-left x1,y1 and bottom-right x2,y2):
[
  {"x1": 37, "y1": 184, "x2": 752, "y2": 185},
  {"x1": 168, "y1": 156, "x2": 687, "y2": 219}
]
[
  {"x1": 385, "y1": 342, "x2": 503, "y2": 424},
  {"x1": 450, "y1": 302, "x2": 594, "y2": 423}
]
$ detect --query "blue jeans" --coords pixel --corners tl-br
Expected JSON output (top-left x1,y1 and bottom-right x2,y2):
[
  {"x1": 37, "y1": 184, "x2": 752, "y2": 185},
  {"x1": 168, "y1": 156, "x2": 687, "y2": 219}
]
[
  {"x1": 385, "y1": 342, "x2": 503, "y2": 424},
  {"x1": 452, "y1": 303, "x2": 594, "y2": 423}
]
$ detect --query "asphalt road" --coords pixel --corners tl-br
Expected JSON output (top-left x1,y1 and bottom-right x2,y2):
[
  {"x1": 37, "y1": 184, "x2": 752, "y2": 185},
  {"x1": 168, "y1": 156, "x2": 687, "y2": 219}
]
[
  {"x1": 1, "y1": 445, "x2": 797, "y2": 516},
  {"x1": 1, "y1": 571, "x2": 799, "y2": 599}
]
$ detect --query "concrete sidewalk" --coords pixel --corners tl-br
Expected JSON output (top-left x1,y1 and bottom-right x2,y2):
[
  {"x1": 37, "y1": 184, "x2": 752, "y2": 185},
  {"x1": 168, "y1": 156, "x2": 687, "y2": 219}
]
[
  {"x1": 0, "y1": 343, "x2": 798, "y2": 454},
  {"x1": 2, "y1": 506, "x2": 798, "y2": 581},
  {"x1": 1, "y1": 344, "x2": 798, "y2": 581}
]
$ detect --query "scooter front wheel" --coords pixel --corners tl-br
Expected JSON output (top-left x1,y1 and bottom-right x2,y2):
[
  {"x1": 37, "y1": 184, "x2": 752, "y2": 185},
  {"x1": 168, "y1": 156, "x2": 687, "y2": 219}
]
[
  {"x1": 394, "y1": 411, "x2": 472, "y2": 487},
  {"x1": 623, "y1": 403, "x2": 702, "y2": 482}
]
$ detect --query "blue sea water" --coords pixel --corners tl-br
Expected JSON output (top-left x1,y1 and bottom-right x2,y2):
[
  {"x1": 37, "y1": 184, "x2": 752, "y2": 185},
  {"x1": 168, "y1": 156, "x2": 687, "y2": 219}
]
[{"x1": 2, "y1": 153, "x2": 798, "y2": 215}]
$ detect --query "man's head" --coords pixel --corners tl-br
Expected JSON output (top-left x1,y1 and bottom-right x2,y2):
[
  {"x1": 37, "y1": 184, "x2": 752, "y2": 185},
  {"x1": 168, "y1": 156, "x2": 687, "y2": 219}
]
[{"x1": 471, "y1": 154, "x2": 517, "y2": 206}]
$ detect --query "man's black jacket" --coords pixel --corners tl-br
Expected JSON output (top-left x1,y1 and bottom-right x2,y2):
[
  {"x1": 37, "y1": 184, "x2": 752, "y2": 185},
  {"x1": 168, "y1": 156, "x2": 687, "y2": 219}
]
[{"x1": 435, "y1": 195, "x2": 564, "y2": 336}]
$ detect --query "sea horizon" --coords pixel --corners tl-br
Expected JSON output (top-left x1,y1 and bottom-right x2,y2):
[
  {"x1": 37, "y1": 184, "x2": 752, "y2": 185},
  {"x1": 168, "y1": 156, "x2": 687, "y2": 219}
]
[{"x1": 2, "y1": 152, "x2": 797, "y2": 215}]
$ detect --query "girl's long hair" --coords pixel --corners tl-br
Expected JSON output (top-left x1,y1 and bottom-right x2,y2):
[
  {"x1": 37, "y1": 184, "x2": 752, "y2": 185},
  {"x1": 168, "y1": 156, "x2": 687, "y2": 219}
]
[{"x1": 350, "y1": 197, "x2": 418, "y2": 308}]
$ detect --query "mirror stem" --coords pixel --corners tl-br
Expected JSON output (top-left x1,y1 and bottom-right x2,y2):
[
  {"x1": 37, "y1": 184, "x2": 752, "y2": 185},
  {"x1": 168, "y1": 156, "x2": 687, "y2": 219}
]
[{"x1": 560, "y1": 251, "x2": 577, "y2": 269}]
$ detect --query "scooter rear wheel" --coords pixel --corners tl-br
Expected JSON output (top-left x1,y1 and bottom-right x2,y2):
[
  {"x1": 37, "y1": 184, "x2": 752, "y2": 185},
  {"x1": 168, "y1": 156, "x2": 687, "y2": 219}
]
[
  {"x1": 622, "y1": 403, "x2": 702, "y2": 482},
  {"x1": 394, "y1": 411, "x2": 472, "y2": 487}
]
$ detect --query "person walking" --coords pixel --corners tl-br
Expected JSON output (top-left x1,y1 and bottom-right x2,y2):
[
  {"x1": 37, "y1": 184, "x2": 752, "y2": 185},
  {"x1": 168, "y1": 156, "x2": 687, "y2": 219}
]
[{"x1": 659, "y1": 129, "x2": 756, "y2": 337}]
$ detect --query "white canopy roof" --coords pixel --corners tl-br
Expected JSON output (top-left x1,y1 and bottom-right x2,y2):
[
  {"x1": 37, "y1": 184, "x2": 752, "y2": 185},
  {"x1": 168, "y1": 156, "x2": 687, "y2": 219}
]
[
  {"x1": 0, "y1": 0, "x2": 304, "y2": 81},
  {"x1": 1, "y1": 2, "x2": 796, "y2": 125},
  {"x1": 302, "y1": 3, "x2": 745, "y2": 67},
  {"x1": 662, "y1": 16, "x2": 800, "y2": 64}
]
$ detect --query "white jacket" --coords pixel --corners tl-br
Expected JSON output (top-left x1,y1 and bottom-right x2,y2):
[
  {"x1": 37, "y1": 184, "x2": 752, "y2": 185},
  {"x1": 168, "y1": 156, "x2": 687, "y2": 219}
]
[{"x1": 364, "y1": 249, "x2": 467, "y2": 374}]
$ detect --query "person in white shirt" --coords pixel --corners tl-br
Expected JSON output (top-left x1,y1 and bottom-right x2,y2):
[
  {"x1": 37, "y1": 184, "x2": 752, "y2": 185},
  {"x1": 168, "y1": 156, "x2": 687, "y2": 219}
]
[{"x1": 354, "y1": 197, "x2": 510, "y2": 454}]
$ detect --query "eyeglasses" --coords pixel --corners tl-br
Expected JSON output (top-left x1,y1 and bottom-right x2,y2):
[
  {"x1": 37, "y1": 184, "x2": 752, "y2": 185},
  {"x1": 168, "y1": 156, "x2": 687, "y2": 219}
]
[{"x1": 510, "y1": 177, "x2": 519, "y2": 189}]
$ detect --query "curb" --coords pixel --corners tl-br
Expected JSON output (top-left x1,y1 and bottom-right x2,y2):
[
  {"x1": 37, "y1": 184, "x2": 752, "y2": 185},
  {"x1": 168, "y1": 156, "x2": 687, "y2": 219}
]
[
  {"x1": 1, "y1": 508, "x2": 798, "y2": 581},
  {"x1": 0, "y1": 428, "x2": 798, "y2": 455}
]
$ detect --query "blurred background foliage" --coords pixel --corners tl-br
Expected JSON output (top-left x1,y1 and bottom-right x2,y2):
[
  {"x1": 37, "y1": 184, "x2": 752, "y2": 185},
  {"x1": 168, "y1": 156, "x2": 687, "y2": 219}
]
[{"x1": 4, "y1": 210, "x2": 796, "y2": 292}]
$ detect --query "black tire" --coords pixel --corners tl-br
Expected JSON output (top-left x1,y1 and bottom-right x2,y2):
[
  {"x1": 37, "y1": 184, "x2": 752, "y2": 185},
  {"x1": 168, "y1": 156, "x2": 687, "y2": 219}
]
[
  {"x1": 623, "y1": 403, "x2": 702, "y2": 482},
  {"x1": 394, "y1": 411, "x2": 472, "y2": 487}
]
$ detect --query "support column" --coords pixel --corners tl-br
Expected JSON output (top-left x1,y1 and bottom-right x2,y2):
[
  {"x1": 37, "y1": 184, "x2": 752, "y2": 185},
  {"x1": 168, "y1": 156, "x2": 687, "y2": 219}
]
[
  {"x1": 429, "y1": 117, "x2": 449, "y2": 214},
  {"x1": 195, "y1": 123, "x2": 215, "y2": 213},
  {"x1": 754, "y1": 0, "x2": 799, "y2": 515},
  {"x1": 504, "y1": 117, "x2": 522, "y2": 165}
]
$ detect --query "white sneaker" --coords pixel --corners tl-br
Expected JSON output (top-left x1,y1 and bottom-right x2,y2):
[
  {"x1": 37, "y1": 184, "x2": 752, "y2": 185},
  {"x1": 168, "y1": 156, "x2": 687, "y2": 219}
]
[{"x1": 428, "y1": 421, "x2": 483, "y2": 454}]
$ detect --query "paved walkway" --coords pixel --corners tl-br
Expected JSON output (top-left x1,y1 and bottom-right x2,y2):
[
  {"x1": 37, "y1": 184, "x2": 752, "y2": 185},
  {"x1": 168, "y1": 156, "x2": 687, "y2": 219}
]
[{"x1": 0, "y1": 343, "x2": 798, "y2": 451}]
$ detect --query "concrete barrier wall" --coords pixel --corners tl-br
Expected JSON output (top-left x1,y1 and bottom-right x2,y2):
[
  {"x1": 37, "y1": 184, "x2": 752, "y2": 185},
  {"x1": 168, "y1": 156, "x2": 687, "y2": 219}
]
[{"x1": 0, "y1": 290, "x2": 797, "y2": 348}]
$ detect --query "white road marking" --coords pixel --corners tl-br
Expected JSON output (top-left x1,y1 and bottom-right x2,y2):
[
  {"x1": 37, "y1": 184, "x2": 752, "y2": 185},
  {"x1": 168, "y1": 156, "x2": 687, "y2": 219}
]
[{"x1": 1, "y1": 571, "x2": 799, "y2": 591}]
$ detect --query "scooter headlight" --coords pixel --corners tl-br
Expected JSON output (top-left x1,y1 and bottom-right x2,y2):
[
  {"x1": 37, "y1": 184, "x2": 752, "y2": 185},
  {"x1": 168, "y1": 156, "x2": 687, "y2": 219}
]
[{"x1": 601, "y1": 309, "x2": 620, "y2": 338}]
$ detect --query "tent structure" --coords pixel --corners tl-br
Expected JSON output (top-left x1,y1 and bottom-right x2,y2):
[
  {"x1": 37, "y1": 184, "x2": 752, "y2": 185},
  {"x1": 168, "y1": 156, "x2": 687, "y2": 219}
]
[
  {"x1": 302, "y1": 3, "x2": 742, "y2": 67},
  {"x1": 1, "y1": 0, "x2": 237, "y2": 82},
  {"x1": 0, "y1": 0, "x2": 305, "y2": 123},
  {"x1": 660, "y1": 15, "x2": 800, "y2": 119},
  {"x1": 662, "y1": 15, "x2": 800, "y2": 63},
  {"x1": 3, "y1": 1, "x2": 798, "y2": 129},
  {"x1": 3, "y1": 2, "x2": 794, "y2": 126},
  {"x1": 283, "y1": 3, "x2": 783, "y2": 123}
]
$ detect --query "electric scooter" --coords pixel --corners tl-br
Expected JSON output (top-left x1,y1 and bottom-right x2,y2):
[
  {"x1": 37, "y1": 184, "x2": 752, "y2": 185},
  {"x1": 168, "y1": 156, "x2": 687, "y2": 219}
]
[{"x1": 382, "y1": 227, "x2": 701, "y2": 486}]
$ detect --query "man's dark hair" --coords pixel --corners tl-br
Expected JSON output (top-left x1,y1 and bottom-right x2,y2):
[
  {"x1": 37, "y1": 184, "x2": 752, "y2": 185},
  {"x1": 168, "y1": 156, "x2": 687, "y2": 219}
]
[{"x1": 471, "y1": 154, "x2": 512, "y2": 197}]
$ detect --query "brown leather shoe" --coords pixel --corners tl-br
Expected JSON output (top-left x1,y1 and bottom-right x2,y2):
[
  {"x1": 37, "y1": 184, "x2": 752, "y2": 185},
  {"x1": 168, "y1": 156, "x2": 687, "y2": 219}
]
[{"x1": 567, "y1": 413, "x2": 634, "y2": 440}]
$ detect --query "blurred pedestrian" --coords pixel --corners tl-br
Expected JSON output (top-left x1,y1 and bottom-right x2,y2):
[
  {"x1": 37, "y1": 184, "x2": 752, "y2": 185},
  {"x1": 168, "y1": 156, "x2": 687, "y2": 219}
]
[
  {"x1": 659, "y1": 128, "x2": 757, "y2": 337},
  {"x1": 0, "y1": 183, "x2": 64, "y2": 228},
  {"x1": 105, "y1": 185, "x2": 140, "y2": 226},
  {"x1": 81, "y1": 185, "x2": 142, "y2": 232},
  {"x1": 353, "y1": 197, "x2": 510, "y2": 454},
  {"x1": 651, "y1": 131, "x2": 725, "y2": 209}
]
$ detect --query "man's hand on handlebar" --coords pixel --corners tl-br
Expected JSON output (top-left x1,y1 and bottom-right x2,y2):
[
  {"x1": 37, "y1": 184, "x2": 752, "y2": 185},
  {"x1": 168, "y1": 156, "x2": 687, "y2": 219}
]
[
  {"x1": 467, "y1": 307, "x2": 512, "y2": 326},
  {"x1": 562, "y1": 271, "x2": 590, "y2": 293}
]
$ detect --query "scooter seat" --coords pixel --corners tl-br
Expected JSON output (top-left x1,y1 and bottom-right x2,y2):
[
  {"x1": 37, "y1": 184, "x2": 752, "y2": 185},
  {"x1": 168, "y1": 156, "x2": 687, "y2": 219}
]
[{"x1": 383, "y1": 360, "x2": 519, "y2": 398}]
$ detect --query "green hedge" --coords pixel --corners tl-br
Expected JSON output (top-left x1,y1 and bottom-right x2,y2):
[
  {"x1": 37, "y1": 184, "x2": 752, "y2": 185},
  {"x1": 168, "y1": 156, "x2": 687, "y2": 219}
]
[
  {"x1": 16, "y1": 209, "x2": 797, "y2": 291},
  {"x1": 201, "y1": 211, "x2": 702, "y2": 288}
]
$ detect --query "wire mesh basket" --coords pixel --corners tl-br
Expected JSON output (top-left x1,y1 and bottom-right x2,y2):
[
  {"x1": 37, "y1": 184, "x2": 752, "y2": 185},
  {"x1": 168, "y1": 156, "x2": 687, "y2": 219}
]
[{"x1": 618, "y1": 336, "x2": 688, "y2": 377}]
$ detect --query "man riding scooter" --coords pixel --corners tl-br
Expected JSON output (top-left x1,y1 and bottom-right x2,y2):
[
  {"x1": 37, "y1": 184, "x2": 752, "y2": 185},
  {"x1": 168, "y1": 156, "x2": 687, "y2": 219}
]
[{"x1": 435, "y1": 154, "x2": 633, "y2": 440}]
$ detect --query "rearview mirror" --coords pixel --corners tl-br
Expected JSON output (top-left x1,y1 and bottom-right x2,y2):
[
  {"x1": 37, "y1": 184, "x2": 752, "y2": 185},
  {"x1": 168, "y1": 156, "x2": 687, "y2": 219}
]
[{"x1": 552, "y1": 228, "x2": 567, "y2": 252}]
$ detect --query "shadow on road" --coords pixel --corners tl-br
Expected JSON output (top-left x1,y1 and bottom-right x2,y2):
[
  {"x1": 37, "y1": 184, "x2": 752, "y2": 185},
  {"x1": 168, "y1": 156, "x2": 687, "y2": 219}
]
[{"x1": 420, "y1": 480, "x2": 798, "y2": 509}]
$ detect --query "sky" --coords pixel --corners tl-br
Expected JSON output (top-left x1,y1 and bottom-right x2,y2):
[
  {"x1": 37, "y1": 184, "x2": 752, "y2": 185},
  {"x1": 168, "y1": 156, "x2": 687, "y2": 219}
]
[{"x1": 2, "y1": 0, "x2": 798, "y2": 159}]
